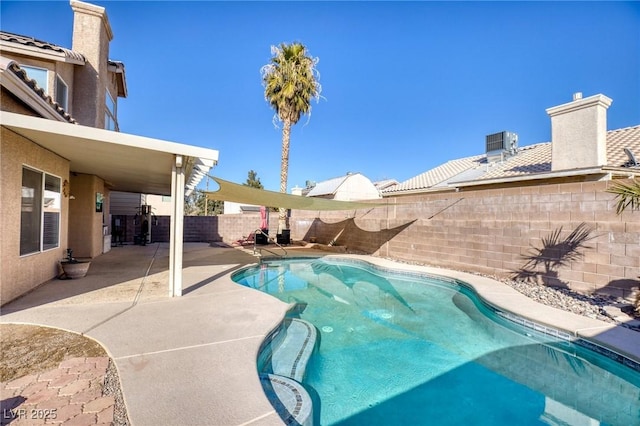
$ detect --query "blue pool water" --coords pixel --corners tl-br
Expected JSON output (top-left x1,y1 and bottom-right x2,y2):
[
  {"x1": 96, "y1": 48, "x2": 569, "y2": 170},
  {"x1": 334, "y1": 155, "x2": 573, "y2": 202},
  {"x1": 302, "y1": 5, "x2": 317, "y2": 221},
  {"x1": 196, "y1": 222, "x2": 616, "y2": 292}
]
[{"x1": 232, "y1": 257, "x2": 640, "y2": 426}]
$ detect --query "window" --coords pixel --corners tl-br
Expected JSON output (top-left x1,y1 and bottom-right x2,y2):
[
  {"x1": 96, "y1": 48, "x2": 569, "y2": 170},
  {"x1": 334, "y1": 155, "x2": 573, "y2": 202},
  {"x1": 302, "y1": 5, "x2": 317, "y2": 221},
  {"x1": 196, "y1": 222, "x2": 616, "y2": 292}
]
[
  {"x1": 43, "y1": 174, "x2": 61, "y2": 250},
  {"x1": 20, "y1": 167, "x2": 61, "y2": 255},
  {"x1": 105, "y1": 90, "x2": 117, "y2": 131},
  {"x1": 20, "y1": 65, "x2": 48, "y2": 92},
  {"x1": 55, "y1": 75, "x2": 68, "y2": 110},
  {"x1": 20, "y1": 168, "x2": 42, "y2": 255}
]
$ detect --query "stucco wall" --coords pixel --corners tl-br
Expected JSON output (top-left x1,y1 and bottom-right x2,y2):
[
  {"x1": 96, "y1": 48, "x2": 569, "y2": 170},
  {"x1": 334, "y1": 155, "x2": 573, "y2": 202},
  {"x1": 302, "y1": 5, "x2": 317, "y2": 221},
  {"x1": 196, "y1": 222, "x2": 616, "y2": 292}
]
[
  {"x1": 1, "y1": 128, "x2": 70, "y2": 304},
  {"x1": 1, "y1": 88, "x2": 41, "y2": 116},
  {"x1": 68, "y1": 173, "x2": 107, "y2": 258},
  {"x1": 144, "y1": 194, "x2": 173, "y2": 216},
  {"x1": 290, "y1": 180, "x2": 639, "y2": 299}
]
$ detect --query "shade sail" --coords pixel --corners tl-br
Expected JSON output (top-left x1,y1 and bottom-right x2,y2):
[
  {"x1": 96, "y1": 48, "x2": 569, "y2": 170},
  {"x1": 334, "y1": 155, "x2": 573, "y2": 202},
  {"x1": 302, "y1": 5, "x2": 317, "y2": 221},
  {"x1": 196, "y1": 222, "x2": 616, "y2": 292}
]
[{"x1": 205, "y1": 177, "x2": 392, "y2": 211}]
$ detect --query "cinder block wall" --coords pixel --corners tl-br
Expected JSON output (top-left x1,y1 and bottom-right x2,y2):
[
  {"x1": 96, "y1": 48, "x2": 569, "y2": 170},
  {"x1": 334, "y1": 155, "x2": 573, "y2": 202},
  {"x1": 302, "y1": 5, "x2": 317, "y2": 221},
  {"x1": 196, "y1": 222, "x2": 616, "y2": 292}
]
[
  {"x1": 290, "y1": 180, "x2": 639, "y2": 298},
  {"x1": 150, "y1": 213, "x2": 273, "y2": 244}
]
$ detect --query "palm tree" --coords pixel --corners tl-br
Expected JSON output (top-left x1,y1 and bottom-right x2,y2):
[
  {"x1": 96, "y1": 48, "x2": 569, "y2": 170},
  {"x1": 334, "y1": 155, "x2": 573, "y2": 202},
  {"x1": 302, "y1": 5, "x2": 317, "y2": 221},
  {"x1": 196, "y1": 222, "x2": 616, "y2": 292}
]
[
  {"x1": 607, "y1": 178, "x2": 640, "y2": 313},
  {"x1": 261, "y1": 42, "x2": 321, "y2": 232},
  {"x1": 607, "y1": 178, "x2": 640, "y2": 214}
]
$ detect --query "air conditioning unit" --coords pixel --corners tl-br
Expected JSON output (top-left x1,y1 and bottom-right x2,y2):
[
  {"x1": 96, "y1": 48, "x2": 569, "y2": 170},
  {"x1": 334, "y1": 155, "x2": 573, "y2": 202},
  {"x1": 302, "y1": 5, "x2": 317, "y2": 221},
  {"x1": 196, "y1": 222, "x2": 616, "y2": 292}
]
[{"x1": 486, "y1": 131, "x2": 518, "y2": 162}]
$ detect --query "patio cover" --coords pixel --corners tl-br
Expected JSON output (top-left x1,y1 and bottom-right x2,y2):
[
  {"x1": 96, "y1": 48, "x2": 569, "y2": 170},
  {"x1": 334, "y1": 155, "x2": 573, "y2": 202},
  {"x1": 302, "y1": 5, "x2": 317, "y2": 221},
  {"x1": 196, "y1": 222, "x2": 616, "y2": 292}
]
[
  {"x1": 0, "y1": 111, "x2": 217, "y2": 195},
  {"x1": 1, "y1": 111, "x2": 219, "y2": 297},
  {"x1": 206, "y1": 177, "x2": 392, "y2": 210}
]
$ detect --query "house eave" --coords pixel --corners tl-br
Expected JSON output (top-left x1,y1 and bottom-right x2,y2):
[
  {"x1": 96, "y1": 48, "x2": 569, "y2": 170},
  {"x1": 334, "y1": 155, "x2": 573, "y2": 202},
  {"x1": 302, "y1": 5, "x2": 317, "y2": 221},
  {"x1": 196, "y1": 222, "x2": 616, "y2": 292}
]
[
  {"x1": 382, "y1": 186, "x2": 459, "y2": 197},
  {"x1": 0, "y1": 40, "x2": 85, "y2": 65},
  {"x1": 108, "y1": 61, "x2": 127, "y2": 98},
  {"x1": 451, "y1": 167, "x2": 612, "y2": 188},
  {"x1": 383, "y1": 165, "x2": 640, "y2": 197}
]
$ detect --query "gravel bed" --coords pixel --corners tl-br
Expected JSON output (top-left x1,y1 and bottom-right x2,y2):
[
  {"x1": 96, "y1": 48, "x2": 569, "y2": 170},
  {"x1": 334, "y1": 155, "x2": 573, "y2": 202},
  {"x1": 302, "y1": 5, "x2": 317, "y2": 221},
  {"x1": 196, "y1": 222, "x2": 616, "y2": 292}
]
[
  {"x1": 498, "y1": 277, "x2": 625, "y2": 323},
  {"x1": 104, "y1": 359, "x2": 130, "y2": 426}
]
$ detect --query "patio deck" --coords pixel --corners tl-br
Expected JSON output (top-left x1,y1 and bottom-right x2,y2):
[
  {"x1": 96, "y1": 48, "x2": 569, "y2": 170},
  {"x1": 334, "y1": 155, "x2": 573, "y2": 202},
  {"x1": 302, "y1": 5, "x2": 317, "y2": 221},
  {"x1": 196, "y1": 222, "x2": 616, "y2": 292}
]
[{"x1": 1, "y1": 242, "x2": 638, "y2": 425}]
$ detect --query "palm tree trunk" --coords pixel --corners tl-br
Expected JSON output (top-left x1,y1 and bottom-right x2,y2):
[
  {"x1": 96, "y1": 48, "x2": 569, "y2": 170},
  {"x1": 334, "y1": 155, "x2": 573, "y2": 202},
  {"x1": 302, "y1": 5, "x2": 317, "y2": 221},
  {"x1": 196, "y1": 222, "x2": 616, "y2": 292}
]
[{"x1": 278, "y1": 119, "x2": 291, "y2": 233}]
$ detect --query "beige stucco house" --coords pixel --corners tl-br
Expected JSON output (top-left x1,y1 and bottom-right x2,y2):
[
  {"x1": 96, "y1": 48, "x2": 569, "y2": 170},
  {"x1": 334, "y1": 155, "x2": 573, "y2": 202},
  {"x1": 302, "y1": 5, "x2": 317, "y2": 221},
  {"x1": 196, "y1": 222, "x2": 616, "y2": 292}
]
[{"x1": 0, "y1": 1, "x2": 218, "y2": 305}]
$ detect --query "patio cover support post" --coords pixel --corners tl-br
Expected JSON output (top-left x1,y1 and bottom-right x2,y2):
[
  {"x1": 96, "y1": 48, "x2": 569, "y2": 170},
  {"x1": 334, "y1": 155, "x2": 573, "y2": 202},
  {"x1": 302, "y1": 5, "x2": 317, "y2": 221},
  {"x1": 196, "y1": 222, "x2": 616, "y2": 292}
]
[{"x1": 169, "y1": 155, "x2": 185, "y2": 297}]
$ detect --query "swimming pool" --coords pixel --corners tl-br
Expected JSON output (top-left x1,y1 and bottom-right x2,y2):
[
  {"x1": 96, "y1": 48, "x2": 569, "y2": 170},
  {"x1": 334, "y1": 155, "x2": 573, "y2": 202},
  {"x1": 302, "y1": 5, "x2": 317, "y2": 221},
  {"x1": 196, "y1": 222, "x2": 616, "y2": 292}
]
[{"x1": 233, "y1": 257, "x2": 640, "y2": 426}]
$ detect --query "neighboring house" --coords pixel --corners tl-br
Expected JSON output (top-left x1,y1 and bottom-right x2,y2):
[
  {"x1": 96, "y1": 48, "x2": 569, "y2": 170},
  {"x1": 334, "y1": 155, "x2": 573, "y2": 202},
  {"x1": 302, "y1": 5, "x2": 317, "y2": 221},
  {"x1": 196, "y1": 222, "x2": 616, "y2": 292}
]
[
  {"x1": 383, "y1": 93, "x2": 640, "y2": 196},
  {"x1": 223, "y1": 201, "x2": 261, "y2": 215},
  {"x1": 1, "y1": 0, "x2": 217, "y2": 304},
  {"x1": 144, "y1": 194, "x2": 174, "y2": 216},
  {"x1": 291, "y1": 180, "x2": 317, "y2": 197},
  {"x1": 306, "y1": 172, "x2": 382, "y2": 201},
  {"x1": 291, "y1": 185, "x2": 306, "y2": 196}
]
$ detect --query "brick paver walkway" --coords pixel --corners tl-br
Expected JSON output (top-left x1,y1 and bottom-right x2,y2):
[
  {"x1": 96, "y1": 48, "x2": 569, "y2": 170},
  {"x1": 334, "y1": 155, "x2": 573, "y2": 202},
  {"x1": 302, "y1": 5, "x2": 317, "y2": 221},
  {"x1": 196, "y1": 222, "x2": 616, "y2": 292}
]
[{"x1": 1, "y1": 357, "x2": 114, "y2": 425}]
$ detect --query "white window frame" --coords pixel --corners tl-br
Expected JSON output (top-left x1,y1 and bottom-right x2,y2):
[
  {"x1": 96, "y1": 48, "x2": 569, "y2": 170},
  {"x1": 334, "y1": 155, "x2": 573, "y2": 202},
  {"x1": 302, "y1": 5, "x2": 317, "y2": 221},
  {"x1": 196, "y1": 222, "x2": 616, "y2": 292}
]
[{"x1": 20, "y1": 165, "x2": 61, "y2": 256}]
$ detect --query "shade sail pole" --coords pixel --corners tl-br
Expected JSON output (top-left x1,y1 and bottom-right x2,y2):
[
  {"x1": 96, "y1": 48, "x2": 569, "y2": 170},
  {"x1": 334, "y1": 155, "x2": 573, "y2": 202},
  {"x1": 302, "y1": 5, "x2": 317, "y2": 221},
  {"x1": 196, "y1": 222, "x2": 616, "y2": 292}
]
[{"x1": 169, "y1": 155, "x2": 185, "y2": 297}]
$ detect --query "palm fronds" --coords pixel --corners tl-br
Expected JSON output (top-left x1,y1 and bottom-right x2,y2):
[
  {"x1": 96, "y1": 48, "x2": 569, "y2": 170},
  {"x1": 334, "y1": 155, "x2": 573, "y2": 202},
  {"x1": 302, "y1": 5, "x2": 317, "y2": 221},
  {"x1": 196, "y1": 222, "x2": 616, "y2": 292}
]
[{"x1": 607, "y1": 178, "x2": 640, "y2": 214}]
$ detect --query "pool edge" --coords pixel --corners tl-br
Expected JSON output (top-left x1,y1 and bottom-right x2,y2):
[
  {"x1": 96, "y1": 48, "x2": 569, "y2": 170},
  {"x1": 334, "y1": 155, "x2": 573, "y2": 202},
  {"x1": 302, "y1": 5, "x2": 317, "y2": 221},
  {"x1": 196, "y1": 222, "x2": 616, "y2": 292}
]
[{"x1": 323, "y1": 254, "x2": 640, "y2": 368}]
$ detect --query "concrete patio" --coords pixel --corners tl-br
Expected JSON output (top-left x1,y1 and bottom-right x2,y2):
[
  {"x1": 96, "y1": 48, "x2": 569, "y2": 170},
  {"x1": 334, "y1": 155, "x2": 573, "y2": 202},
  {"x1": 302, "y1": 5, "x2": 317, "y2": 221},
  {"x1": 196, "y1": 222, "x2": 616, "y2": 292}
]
[
  {"x1": 1, "y1": 242, "x2": 638, "y2": 425},
  {"x1": 1, "y1": 243, "x2": 297, "y2": 425}
]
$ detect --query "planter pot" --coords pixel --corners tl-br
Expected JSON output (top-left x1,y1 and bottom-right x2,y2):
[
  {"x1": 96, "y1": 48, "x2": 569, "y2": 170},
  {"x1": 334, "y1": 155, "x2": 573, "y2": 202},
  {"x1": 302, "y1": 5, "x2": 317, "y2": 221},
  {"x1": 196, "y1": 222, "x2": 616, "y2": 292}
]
[{"x1": 60, "y1": 261, "x2": 91, "y2": 279}]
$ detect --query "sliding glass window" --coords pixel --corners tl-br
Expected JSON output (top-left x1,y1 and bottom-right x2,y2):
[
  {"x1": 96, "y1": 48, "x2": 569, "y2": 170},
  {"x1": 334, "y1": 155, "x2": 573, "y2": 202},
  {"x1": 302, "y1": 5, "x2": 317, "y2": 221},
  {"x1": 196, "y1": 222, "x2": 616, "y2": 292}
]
[{"x1": 20, "y1": 167, "x2": 61, "y2": 255}]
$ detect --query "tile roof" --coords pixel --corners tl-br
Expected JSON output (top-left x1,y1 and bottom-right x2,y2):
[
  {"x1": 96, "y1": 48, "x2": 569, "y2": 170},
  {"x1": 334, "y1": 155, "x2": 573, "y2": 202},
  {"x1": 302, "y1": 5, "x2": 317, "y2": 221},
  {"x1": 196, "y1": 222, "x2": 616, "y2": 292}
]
[
  {"x1": 0, "y1": 31, "x2": 85, "y2": 63},
  {"x1": 0, "y1": 56, "x2": 76, "y2": 123},
  {"x1": 385, "y1": 154, "x2": 485, "y2": 193},
  {"x1": 1, "y1": 30, "x2": 127, "y2": 98},
  {"x1": 383, "y1": 125, "x2": 640, "y2": 194},
  {"x1": 607, "y1": 125, "x2": 640, "y2": 167}
]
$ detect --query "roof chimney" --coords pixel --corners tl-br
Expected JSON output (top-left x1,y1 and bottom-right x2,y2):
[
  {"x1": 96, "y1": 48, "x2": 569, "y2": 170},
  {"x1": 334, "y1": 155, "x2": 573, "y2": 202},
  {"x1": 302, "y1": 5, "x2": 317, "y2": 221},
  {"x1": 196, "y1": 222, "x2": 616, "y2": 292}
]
[
  {"x1": 70, "y1": 0, "x2": 113, "y2": 127},
  {"x1": 546, "y1": 93, "x2": 612, "y2": 171}
]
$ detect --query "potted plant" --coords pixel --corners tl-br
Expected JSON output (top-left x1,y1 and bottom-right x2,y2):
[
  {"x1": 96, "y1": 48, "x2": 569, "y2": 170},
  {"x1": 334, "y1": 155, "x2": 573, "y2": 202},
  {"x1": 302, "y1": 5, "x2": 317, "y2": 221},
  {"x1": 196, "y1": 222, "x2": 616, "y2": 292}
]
[{"x1": 59, "y1": 249, "x2": 91, "y2": 279}]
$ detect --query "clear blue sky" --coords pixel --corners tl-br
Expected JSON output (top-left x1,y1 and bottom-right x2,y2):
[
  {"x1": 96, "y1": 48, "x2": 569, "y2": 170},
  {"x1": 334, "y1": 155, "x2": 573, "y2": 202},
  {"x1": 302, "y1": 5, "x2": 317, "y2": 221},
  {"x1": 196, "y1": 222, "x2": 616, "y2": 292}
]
[{"x1": 2, "y1": 1, "x2": 639, "y2": 192}]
